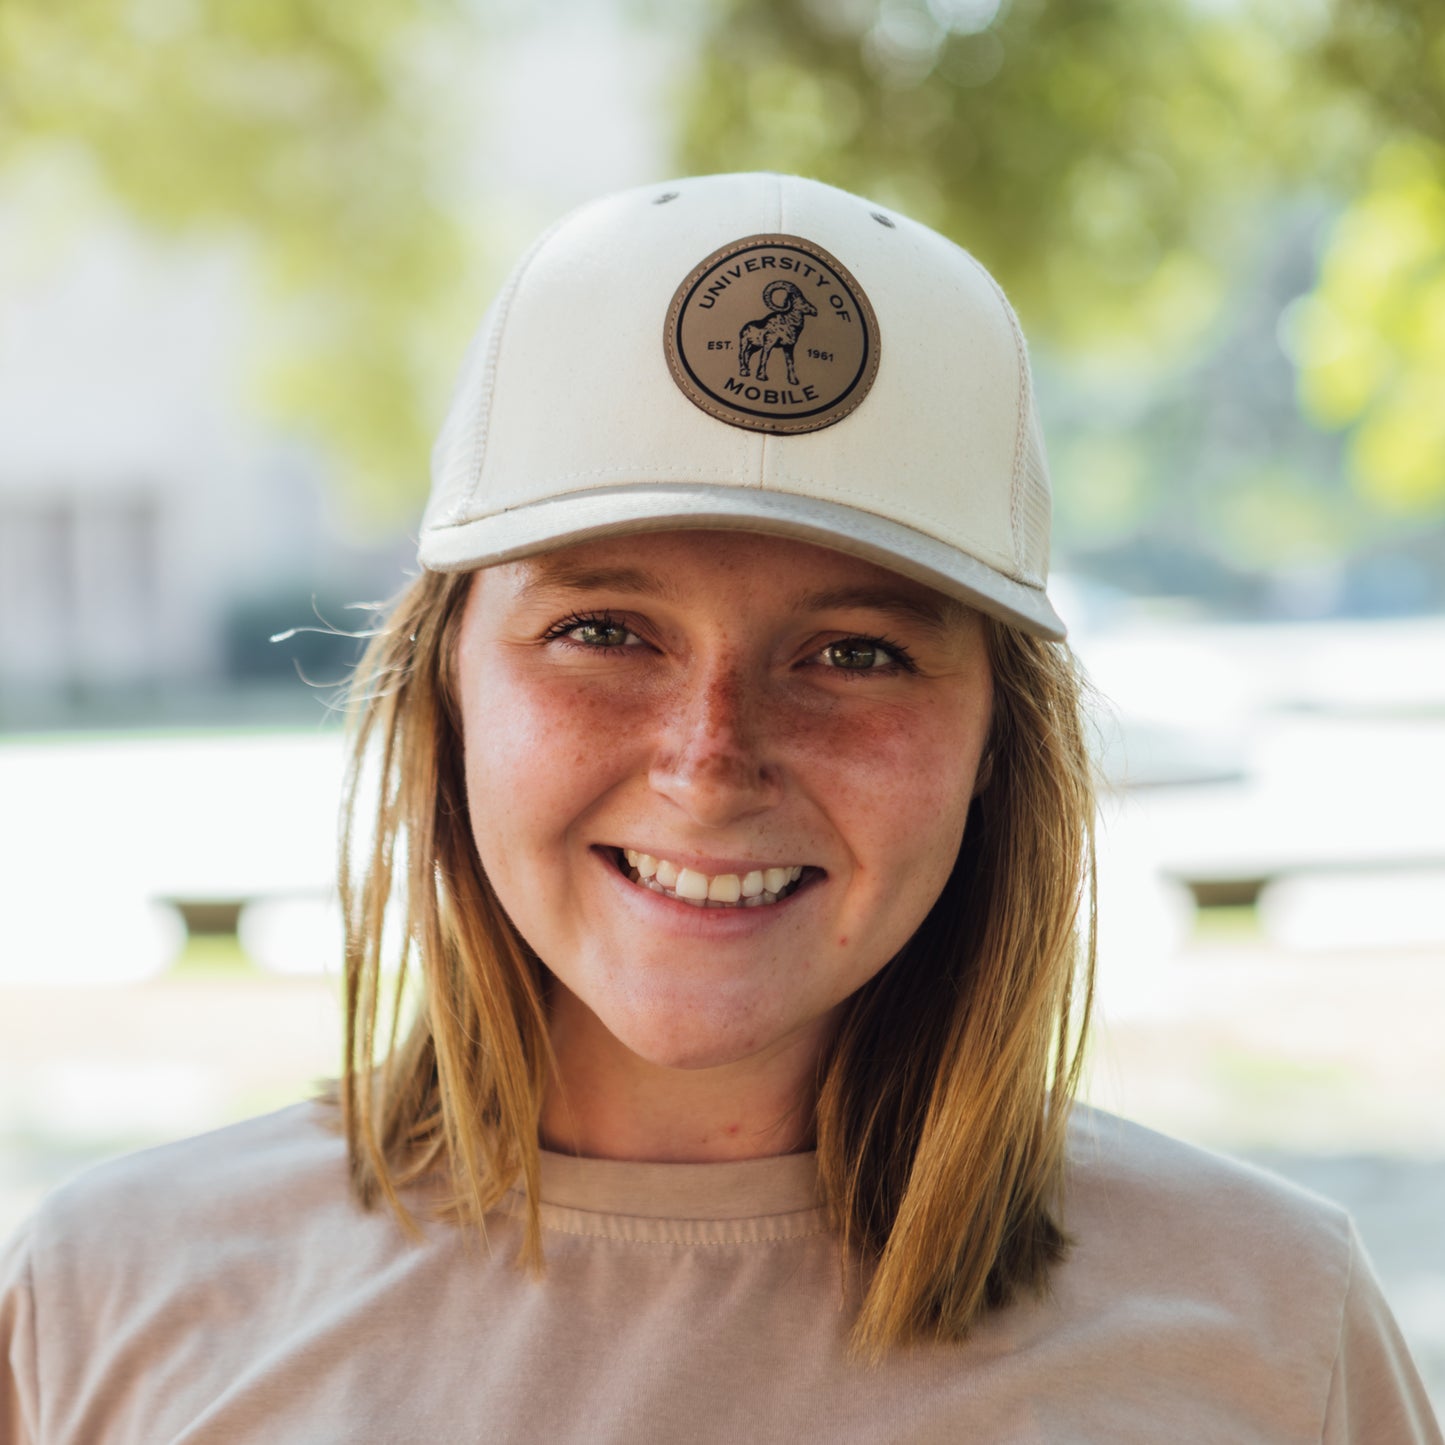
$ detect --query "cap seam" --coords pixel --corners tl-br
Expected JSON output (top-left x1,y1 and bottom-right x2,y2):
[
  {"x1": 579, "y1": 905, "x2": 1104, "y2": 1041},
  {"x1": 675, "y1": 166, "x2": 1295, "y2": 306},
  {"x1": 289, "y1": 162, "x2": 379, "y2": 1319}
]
[
  {"x1": 432, "y1": 465, "x2": 767, "y2": 496},
  {"x1": 966, "y1": 255, "x2": 1030, "y2": 582}
]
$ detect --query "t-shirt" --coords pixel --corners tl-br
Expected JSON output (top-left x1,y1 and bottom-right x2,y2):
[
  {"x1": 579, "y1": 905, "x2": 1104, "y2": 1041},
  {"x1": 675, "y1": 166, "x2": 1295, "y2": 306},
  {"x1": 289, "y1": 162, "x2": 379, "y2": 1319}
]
[{"x1": 1, "y1": 1101, "x2": 1439, "y2": 1444}]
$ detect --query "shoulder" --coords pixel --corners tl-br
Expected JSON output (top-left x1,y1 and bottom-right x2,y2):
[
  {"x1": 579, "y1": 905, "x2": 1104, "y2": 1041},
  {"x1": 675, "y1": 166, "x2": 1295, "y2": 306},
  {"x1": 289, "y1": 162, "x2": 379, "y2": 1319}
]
[
  {"x1": 1064, "y1": 1102, "x2": 1352, "y2": 1258},
  {"x1": 4, "y1": 1101, "x2": 425, "y2": 1439},
  {"x1": 31, "y1": 1099, "x2": 349, "y2": 1252},
  {"x1": 1061, "y1": 1103, "x2": 1354, "y2": 1309},
  {"x1": 13, "y1": 1100, "x2": 373, "y2": 1344},
  {"x1": 1047, "y1": 1106, "x2": 1357, "y2": 1433},
  {"x1": 3, "y1": 1104, "x2": 460, "y2": 1441},
  {"x1": 1050, "y1": 1108, "x2": 1445, "y2": 1440}
]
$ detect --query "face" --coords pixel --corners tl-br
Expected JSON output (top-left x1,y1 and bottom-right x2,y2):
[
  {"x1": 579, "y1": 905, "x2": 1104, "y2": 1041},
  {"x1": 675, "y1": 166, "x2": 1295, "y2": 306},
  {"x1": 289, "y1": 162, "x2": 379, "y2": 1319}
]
[{"x1": 454, "y1": 530, "x2": 993, "y2": 1081}]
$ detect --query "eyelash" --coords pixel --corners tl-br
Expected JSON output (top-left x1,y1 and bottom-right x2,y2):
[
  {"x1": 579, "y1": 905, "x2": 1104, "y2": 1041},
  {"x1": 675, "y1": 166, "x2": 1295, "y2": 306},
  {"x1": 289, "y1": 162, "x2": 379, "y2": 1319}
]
[
  {"x1": 540, "y1": 612, "x2": 635, "y2": 647},
  {"x1": 539, "y1": 610, "x2": 919, "y2": 679},
  {"x1": 814, "y1": 632, "x2": 913, "y2": 676}
]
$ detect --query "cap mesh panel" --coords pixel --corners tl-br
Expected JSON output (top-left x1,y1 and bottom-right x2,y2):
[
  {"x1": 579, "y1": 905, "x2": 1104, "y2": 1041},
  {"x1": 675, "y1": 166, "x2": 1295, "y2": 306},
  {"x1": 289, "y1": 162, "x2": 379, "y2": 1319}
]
[{"x1": 1014, "y1": 389, "x2": 1052, "y2": 589}]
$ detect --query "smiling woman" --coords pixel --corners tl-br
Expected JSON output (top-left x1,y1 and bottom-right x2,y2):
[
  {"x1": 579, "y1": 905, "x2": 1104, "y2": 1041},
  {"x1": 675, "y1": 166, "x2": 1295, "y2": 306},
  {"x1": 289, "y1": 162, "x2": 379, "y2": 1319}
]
[
  {"x1": 462, "y1": 534, "x2": 993, "y2": 1085},
  {"x1": 2, "y1": 174, "x2": 1439, "y2": 1443}
]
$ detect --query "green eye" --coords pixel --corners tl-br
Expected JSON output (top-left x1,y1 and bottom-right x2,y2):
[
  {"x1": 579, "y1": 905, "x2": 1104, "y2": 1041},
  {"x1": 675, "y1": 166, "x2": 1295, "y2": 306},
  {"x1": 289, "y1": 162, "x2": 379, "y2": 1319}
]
[
  {"x1": 542, "y1": 611, "x2": 639, "y2": 651},
  {"x1": 826, "y1": 641, "x2": 878, "y2": 667},
  {"x1": 572, "y1": 618, "x2": 630, "y2": 647}
]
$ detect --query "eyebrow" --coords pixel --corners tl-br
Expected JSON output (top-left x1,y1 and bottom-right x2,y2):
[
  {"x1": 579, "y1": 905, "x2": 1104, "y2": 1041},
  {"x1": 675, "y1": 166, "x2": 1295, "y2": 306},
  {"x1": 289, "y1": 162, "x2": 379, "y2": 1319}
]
[
  {"x1": 797, "y1": 583, "x2": 965, "y2": 635},
  {"x1": 517, "y1": 562, "x2": 967, "y2": 638},
  {"x1": 514, "y1": 554, "x2": 682, "y2": 595}
]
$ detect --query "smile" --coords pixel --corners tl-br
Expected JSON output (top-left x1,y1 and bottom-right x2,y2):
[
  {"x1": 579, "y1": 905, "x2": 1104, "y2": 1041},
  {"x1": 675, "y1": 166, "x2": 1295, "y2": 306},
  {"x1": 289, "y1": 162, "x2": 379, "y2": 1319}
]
[{"x1": 612, "y1": 847, "x2": 811, "y2": 909}]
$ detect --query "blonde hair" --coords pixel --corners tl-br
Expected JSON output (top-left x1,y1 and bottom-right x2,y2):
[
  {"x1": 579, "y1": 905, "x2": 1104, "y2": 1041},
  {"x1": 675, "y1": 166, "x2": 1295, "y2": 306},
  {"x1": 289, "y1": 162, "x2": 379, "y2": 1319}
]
[{"x1": 330, "y1": 564, "x2": 1097, "y2": 1357}]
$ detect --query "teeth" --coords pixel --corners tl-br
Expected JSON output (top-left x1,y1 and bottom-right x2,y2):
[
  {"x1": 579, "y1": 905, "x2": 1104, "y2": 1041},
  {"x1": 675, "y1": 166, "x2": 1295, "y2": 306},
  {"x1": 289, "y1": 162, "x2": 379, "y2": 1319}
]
[
  {"x1": 675, "y1": 868, "x2": 709, "y2": 901},
  {"x1": 619, "y1": 848, "x2": 808, "y2": 909},
  {"x1": 629, "y1": 848, "x2": 656, "y2": 871}
]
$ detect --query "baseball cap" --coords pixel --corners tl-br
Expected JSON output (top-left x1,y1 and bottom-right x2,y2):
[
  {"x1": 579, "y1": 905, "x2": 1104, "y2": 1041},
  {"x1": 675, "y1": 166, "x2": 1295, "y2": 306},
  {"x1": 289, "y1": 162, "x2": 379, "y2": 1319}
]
[{"x1": 419, "y1": 172, "x2": 1066, "y2": 640}]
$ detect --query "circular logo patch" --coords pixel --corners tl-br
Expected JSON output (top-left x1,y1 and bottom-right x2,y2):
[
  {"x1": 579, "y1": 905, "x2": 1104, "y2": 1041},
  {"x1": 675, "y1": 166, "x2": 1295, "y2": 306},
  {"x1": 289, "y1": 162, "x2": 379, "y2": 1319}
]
[{"x1": 663, "y1": 234, "x2": 880, "y2": 435}]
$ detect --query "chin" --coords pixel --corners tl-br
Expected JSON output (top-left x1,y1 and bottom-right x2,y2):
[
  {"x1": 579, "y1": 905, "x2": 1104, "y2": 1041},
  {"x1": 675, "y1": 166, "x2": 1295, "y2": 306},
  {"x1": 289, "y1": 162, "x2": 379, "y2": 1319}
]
[{"x1": 602, "y1": 1002, "x2": 786, "y2": 1074}]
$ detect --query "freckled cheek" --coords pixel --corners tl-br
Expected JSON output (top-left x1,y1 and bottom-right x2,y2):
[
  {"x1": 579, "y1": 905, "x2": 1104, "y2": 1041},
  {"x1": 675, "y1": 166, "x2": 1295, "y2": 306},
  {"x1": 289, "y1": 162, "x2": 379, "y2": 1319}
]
[
  {"x1": 461, "y1": 673, "x2": 640, "y2": 846},
  {"x1": 802, "y1": 707, "x2": 979, "y2": 881},
  {"x1": 503, "y1": 685, "x2": 618, "y2": 763}
]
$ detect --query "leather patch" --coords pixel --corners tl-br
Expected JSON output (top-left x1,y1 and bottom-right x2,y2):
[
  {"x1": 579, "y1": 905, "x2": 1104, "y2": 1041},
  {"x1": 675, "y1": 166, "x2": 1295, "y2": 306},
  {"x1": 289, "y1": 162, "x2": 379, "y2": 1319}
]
[{"x1": 663, "y1": 234, "x2": 880, "y2": 434}]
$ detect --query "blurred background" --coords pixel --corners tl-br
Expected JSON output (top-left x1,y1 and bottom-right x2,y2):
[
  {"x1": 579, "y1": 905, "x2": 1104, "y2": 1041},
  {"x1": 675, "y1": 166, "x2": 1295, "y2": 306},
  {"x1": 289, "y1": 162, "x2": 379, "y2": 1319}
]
[{"x1": 1, "y1": 0, "x2": 1442, "y2": 1410}]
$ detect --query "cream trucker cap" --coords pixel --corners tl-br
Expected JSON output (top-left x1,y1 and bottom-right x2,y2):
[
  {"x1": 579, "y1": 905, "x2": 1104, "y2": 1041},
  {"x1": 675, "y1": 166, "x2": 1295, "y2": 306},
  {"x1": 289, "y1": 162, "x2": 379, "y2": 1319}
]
[{"x1": 420, "y1": 172, "x2": 1066, "y2": 640}]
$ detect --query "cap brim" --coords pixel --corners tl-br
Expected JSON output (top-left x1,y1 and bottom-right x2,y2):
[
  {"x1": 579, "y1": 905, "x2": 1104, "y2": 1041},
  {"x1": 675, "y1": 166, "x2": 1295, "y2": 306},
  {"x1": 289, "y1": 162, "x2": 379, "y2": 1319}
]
[{"x1": 418, "y1": 484, "x2": 1066, "y2": 641}]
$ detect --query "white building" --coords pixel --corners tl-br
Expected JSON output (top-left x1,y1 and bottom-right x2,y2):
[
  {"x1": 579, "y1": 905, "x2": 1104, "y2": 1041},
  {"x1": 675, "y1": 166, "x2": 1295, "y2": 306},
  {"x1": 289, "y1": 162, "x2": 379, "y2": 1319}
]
[{"x1": 0, "y1": 191, "x2": 405, "y2": 719}]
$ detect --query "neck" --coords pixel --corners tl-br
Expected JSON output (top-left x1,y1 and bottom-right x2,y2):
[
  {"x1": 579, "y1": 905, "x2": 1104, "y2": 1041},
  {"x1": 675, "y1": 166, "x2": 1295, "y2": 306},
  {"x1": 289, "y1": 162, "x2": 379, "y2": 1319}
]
[{"x1": 538, "y1": 992, "x2": 825, "y2": 1163}]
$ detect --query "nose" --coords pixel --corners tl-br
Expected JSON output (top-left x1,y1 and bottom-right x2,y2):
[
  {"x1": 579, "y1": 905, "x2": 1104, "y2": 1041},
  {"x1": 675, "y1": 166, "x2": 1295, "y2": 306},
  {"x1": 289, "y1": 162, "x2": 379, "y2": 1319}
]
[{"x1": 648, "y1": 652, "x2": 782, "y2": 827}]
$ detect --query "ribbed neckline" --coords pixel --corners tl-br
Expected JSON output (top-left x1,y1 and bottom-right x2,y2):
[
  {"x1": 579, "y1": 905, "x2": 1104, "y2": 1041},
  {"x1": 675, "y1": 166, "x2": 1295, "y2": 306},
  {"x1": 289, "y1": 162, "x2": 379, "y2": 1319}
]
[
  {"x1": 532, "y1": 1146, "x2": 823, "y2": 1219},
  {"x1": 494, "y1": 1148, "x2": 828, "y2": 1245}
]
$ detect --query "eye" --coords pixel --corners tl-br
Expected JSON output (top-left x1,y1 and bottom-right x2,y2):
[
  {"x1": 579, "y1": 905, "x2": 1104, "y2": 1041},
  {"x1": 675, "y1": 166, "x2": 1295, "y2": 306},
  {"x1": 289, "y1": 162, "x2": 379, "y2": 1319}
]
[
  {"x1": 540, "y1": 610, "x2": 642, "y2": 652},
  {"x1": 566, "y1": 618, "x2": 630, "y2": 647},
  {"x1": 813, "y1": 634, "x2": 917, "y2": 679}
]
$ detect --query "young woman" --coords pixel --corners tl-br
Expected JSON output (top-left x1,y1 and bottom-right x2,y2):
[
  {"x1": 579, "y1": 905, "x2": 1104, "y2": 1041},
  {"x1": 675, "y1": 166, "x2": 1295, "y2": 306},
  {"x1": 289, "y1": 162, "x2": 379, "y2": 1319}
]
[{"x1": 3, "y1": 173, "x2": 1439, "y2": 1443}]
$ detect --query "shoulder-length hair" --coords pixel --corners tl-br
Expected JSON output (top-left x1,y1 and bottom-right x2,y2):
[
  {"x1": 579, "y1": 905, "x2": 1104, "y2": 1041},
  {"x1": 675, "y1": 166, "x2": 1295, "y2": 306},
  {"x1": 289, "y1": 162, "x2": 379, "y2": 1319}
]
[{"x1": 331, "y1": 563, "x2": 1097, "y2": 1359}]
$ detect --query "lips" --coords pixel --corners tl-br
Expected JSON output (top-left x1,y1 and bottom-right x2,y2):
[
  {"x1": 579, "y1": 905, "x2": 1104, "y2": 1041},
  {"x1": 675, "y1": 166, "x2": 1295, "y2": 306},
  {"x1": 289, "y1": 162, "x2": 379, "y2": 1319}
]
[{"x1": 606, "y1": 847, "x2": 815, "y2": 909}]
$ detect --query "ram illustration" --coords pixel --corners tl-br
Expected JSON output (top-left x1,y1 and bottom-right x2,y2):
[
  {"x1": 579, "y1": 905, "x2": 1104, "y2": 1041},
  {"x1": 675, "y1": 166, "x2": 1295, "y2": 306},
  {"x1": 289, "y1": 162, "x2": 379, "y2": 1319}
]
[{"x1": 737, "y1": 280, "x2": 818, "y2": 386}]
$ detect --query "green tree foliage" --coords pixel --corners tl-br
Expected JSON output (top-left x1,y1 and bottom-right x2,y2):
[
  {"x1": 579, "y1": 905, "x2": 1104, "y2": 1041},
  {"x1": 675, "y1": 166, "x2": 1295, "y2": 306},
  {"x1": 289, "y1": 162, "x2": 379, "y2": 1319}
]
[
  {"x1": 1293, "y1": 139, "x2": 1445, "y2": 515},
  {"x1": 678, "y1": 0, "x2": 1346, "y2": 354},
  {"x1": 4, "y1": 0, "x2": 1442, "y2": 542},
  {"x1": 0, "y1": 0, "x2": 472, "y2": 525},
  {"x1": 1296, "y1": 0, "x2": 1445, "y2": 516},
  {"x1": 677, "y1": 0, "x2": 1445, "y2": 525}
]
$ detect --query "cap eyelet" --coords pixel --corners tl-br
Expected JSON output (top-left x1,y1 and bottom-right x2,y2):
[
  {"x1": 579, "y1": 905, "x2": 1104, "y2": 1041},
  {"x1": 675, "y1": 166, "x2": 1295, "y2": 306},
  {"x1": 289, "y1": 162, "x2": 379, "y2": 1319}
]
[
  {"x1": 871, "y1": 211, "x2": 895, "y2": 228},
  {"x1": 653, "y1": 191, "x2": 679, "y2": 205}
]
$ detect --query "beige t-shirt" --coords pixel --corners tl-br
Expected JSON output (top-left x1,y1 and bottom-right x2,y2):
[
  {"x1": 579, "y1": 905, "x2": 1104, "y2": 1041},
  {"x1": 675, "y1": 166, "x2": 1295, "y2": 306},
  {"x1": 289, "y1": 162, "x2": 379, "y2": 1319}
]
[{"x1": 1, "y1": 1101, "x2": 1438, "y2": 1443}]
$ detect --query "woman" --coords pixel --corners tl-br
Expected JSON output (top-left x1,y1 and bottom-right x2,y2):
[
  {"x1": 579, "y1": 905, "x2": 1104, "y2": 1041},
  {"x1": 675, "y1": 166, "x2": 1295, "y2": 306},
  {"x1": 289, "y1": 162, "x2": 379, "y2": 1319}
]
[{"x1": 3, "y1": 173, "x2": 1438, "y2": 1442}]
